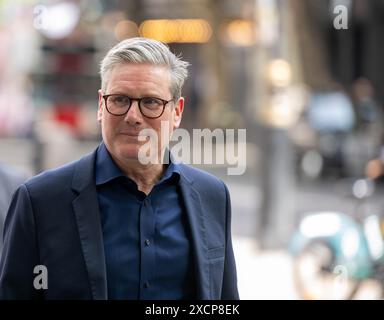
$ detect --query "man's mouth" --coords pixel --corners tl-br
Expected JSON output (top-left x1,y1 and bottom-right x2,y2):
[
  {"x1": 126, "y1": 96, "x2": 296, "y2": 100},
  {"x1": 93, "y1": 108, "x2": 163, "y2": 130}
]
[{"x1": 119, "y1": 131, "x2": 140, "y2": 137}]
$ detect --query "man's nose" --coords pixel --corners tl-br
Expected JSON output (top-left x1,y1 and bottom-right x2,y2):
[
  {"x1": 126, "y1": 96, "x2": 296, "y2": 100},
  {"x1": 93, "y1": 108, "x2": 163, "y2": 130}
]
[{"x1": 124, "y1": 100, "x2": 142, "y2": 124}]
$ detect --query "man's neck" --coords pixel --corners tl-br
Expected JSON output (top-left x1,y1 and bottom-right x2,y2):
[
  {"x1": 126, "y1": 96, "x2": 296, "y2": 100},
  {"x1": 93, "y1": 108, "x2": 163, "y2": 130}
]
[{"x1": 110, "y1": 154, "x2": 165, "y2": 195}]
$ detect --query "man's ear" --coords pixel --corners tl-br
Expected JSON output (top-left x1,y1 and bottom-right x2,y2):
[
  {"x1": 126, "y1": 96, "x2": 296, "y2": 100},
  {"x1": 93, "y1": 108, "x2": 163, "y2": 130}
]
[
  {"x1": 173, "y1": 97, "x2": 184, "y2": 129},
  {"x1": 97, "y1": 89, "x2": 103, "y2": 122}
]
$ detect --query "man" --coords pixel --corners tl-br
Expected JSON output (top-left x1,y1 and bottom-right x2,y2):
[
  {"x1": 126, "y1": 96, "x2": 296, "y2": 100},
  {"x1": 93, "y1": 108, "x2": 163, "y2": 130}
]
[
  {"x1": 0, "y1": 164, "x2": 27, "y2": 253},
  {"x1": 0, "y1": 38, "x2": 239, "y2": 300}
]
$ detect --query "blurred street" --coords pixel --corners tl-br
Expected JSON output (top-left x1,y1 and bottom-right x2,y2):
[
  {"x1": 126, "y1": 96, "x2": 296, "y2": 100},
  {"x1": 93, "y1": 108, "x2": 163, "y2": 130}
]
[{"x1": 233, "y1": 237, "x2": 298, "y2": 299}]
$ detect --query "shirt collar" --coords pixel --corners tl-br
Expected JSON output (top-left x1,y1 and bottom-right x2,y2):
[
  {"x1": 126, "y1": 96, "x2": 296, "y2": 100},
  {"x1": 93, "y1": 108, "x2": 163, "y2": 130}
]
[
  {"x1": 95, "y1": 142, "x2": 125, "y2": 186},
  {"x1": 95, "y1": 142, "x2": 180, "y2": 186},
  {"x1": 158, "y1": 158, "x2": 181, "y2": 185}
]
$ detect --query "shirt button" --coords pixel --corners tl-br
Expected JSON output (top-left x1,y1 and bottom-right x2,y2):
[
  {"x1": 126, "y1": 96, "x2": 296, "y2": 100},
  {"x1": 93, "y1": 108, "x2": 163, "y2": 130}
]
[
  {"x1": 144, "y1": 281, "x2": 150, "y2": 288},
  {"x1": 145, "y1": 239, "x2": 151, "y2": 246}
]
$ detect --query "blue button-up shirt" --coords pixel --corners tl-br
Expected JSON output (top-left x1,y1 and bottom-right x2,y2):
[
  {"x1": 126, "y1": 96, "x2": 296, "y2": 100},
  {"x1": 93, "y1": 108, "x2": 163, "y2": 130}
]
[{"x1": 95, "y1": 143, "x2": 195, "y2": 299}]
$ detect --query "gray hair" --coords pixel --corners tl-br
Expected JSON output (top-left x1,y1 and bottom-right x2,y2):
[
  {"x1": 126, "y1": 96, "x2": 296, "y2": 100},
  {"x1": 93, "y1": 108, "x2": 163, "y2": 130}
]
[{"x1": 100, "y1": 37, "x2": 189, "y2": 100}]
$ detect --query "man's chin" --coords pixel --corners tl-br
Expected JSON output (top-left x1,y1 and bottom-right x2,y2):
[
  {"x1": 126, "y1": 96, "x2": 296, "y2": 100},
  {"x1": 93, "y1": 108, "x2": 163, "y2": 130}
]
[
  {"x1": 108, "y1": 141, "x2": 162, "y2": 165},
  {"x1": 118, "y1": 150, "x2": 141, "y2": 162},
  {"x1": 110, "y1": 143, "x2": 140, "y2": 161}
]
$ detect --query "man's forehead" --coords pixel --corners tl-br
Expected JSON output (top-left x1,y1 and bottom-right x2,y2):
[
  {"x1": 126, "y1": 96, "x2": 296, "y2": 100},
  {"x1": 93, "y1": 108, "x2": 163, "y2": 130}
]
[
  {"x1": 105, "y1": 64, "x2": 172, "y2": 96},
  {"x1": 105, "y1": 63, "x2": 170, "y2": 84},
  {"x1": 109, "y1": 62, "x2": 170, "y2": 74}
]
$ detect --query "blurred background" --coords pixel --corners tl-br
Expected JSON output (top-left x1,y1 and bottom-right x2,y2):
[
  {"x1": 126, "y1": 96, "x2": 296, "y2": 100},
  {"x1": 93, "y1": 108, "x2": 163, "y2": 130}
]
[{"x1": 2, "y1": 0, "x2": 384, "y2": 299}]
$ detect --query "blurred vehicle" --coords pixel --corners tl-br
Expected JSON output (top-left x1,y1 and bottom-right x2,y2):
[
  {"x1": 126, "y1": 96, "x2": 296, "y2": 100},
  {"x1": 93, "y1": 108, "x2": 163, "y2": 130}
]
[
  {"x1": 289, "y1": 177, "x2": 384, "y2": 299},
  {"x1": 307, "y1": 91, "x2": 355, "y2": 178},
  {"x1": 292, "y1": 88, "x2": 384, "y2": 180},
  {"x1": 291, "y1": 90, "x2": 356, "y2": 179}
]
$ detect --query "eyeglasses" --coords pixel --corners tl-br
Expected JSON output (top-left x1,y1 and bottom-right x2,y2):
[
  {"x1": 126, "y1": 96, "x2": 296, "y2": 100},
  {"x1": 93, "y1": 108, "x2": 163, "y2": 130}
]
[{"x1": 102, "y1": 94, "x2": 173, "y2": 119}]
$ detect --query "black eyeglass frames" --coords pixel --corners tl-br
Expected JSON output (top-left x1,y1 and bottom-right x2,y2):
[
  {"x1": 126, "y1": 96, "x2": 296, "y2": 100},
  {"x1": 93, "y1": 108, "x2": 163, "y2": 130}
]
[{"x1": 102, "y1": 94, "x2": 174, "y2": 119}]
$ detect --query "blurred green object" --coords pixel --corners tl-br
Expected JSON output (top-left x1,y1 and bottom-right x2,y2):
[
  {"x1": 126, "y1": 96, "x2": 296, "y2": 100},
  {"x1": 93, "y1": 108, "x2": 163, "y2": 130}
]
[{"x1": 289, "y1": 178, "x2": 384, "y2": 299}]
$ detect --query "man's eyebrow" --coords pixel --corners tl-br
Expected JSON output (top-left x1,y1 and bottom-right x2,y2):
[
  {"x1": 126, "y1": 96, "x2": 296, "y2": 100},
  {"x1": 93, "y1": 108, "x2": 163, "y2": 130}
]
[{"x1": 107, "y1": 90, "x2": 165, "y2": 99}]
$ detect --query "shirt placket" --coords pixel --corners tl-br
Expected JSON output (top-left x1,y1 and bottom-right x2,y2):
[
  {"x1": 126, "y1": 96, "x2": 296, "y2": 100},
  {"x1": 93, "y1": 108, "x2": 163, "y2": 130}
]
[{"x1": 138, "y1": 196, "x2": 156, "y2": 299}]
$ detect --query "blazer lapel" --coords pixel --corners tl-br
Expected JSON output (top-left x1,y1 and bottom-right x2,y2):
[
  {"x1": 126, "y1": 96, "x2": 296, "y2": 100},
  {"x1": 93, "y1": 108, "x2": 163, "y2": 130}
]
[
  {"x1": 71, "y1": 151, "x2": 107, "y2": 300},
  {"x1": 179, "y1": 173, "x2": 210, "y2": 299}
]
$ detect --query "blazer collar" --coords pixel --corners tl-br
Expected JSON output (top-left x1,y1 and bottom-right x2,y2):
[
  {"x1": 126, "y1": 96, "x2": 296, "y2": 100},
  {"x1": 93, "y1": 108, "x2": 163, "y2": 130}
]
[
  {"x1": 71, "y1": 148, "x2": 108, "y2": 300},
  {"x1": 178, "y1": 166, "x2": 210, "y2": 299}
]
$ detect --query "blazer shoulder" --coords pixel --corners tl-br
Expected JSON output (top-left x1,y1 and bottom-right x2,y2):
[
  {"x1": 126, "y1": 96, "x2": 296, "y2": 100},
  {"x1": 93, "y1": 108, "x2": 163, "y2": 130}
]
[
  {"x1": 24, "y1": 150, "x2": 96, "y2": 196},
  {"x1": 178, "y1": 164, "x2": 228, "y2": 194}
]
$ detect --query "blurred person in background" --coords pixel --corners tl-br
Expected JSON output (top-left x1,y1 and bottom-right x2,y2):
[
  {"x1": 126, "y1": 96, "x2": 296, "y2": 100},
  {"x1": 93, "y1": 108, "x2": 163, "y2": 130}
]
[
  {"x1": 344, "y1": 78, "x2": 384, "y2": 178},
  {"x1": 0, "y1": 38, "x2": 239, "y2": 300},
  {"x1": 0, "y1": 164, "x2": 27, "y2": 254},
  {"x1": 353, "y1": 78, "x2": 383, "y2": 132}
]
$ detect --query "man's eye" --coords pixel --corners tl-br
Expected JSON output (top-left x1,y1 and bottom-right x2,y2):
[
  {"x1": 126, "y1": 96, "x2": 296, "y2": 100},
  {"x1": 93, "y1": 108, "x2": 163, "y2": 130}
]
[
  {"x1": 112, "y1": 96, "x2": 129, "y2": 104},
  {"x1": 142, "y1": 98, "x2": 161, "y2": 106}
]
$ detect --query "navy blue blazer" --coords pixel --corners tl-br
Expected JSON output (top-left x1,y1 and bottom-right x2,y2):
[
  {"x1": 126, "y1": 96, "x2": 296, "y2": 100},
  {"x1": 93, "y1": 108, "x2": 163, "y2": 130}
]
[{"x1": 0, "y1": 148, "x2": 239, "y2": 300}]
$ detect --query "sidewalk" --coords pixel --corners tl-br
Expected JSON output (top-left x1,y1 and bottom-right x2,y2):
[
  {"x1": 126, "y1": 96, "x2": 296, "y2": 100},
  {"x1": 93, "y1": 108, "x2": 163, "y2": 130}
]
[{"x1": 233, "y1": 236, "x2": 299, "y2": 300}]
